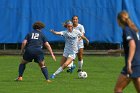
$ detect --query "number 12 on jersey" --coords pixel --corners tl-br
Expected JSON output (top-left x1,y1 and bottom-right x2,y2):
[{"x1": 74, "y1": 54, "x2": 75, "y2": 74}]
[{"x1": 31, "y1": 33, "x2": 39, "y2": 39}]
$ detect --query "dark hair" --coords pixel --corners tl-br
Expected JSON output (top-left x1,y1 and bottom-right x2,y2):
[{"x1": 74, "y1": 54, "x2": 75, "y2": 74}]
[
  {"x1": 33, "y1": 21, "x2": 45, "y2": 30},
  {"x1": 72, "y1": 15, "x2": 79, "y2": 20},
  {"x1": 117, "y1": 11, "x2": 138, "y2": 32}
]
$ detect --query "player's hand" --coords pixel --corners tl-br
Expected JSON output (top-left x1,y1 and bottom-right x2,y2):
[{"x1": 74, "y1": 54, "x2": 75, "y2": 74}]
[
  {"x1": 78, "y1": 37, "x2": 82, "y2": 41},
  {"x1": 127, "y1": 63, "x2": 132, "y2": 74},
  {"x1": 86, "y1": 40, "x2": 89, "y2": 46},
  {"x1": 20, "y1": 50, "x2": 24, "y2": 55},
  {"x1": 52, "y1": 54, "x2": 56, "y2": 61},
  {"x1": 50, "y1": 29, "x2": 54, "y2": 33}
]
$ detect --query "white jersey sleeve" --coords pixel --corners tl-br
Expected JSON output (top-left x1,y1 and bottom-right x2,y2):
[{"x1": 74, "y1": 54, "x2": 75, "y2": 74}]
[
  {"x1": 77, "y1": 30, "x2": 83, "y2": 37},
  {"x1": 74, "y1": 24, "x2": 85, "y2": 49},
  {"x1": 60, "y1": 31, "x2": 66, "y2": 36},
  {"x1": 79, "y1": 24, "x2": 85, "y2": 34}
]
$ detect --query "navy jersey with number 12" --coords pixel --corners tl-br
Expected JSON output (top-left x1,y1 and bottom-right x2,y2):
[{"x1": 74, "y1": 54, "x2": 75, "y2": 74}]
[{"x1": 25, "y1": 30, "x2": 48, "y2": 48}]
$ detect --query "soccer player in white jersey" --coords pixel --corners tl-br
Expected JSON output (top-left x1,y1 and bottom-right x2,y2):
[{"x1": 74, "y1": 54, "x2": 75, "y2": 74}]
[
  {"x1": 50, "y1": 20, "x2": 89, "y2": 79},
  {"x1": 67, "y1": 16, "x2": 86, "y2": 72}
]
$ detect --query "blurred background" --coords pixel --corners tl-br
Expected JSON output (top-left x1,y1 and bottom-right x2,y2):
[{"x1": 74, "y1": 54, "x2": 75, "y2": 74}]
[{"x1": 0, "y1": 0, "x2": 140, "y2": 53}]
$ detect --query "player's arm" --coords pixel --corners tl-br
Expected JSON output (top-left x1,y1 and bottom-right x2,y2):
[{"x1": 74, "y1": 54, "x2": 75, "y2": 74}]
[
  {"x1": 50, "y1": 29, "x2": 62, "y2": 36},
  {"x1": 127, "y1": 39, "x2": 136, "y2": 74},
  {"x1": 44, "y1": 42, "x2": 56, "y2": 61},
  {"x1": 21, "y1": 39, "x2": 27, "y2": 54},
  {"x1": 78, "y1": 32, "x2": 84, "y2": 41},
  {"x1": 79, "y1": 25, "x2": 85, "y2": 41},
  {"x1": 80, "y1": 35, "x2": 89, "y2": 45}
]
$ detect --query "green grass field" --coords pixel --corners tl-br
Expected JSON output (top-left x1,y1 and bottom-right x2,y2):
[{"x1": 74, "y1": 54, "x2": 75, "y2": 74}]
[{"x1": 0, "y1": 55, "x2": 136, "y2": 93}]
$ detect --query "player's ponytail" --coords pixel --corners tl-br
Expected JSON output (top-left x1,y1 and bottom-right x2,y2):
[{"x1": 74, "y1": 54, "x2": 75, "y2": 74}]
[
  {"x1": 126, "y1": 18, "x2": 139, "y2": 32},
  {"x1": 117, "y1": 11, "x2": 139, "y2": 32}
]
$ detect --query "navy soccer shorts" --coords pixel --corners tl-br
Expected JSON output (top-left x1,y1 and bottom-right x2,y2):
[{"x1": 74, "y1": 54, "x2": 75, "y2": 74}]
[
  {"x1": 23, "y1": 47, "x2": 44, "y2": 63},
  {"x1": 130, "y1": 65, "x2": 140, "y2": 78},
  {"x1": 121, "y1": 65, "x2": 140, "y2": 78}
]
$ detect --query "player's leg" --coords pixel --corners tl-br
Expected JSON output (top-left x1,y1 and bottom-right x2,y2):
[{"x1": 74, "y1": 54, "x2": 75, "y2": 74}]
[
  {"x1": 66, "y1": 54, "x2": 76, "y2": 73},
  {"x1": 34, "y1": 51, "x2": 51, "y2": 82},
  {"x1": 67, "y1": 61, "x2": 74, "y2": 73},
  {"x1": 132, "y1": 78, "x2": 140, "y2": 93},
  {"x1": 131, "y1": 66, "x2": 140, "y2": 93},
  {"x1": 16, "y1": 48, "x2": 33, "y2": 81},
  {"x1": 15, "y1": 59, "x2": 28, "y2": 81},
  {"x1": 77, "y1": 48, "x2": 84, "y2": 72},
  {"x1": 61, "y1": 57, "x2": 74, "y2": 69},
  {"x1": 38, "y1": 60, "x2": 51, "y2": 82},
  {"x1": 67, "y1": 61, "x2": 74, "y2": 69},
  {"x1": 18, "y1": 59, "x2": 28, "y2": 77},
  {"x1": 60, "y1": 56, "x2": 67, "y2": 66},
  {"x1": 50, "y1": 56, "x2": 67, "y2": 79},
  {"x1": 114, "y1": 74, "x2": 131, "y2": 93}
]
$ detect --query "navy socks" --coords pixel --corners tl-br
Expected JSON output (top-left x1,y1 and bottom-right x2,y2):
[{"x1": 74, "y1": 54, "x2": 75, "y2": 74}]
[
  {"x1": 18, "y1": 64, "x2": 26, "y2": 77},
  {"x1": 41, "y1": 67, "x2": 49, "y2": 80}
]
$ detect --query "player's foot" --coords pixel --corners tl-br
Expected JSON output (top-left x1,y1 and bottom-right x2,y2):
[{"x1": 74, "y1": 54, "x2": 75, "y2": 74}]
[
  {"x1": 15, "y1": 76, "x2": 23, "y2": 81},
  {"x1": 67, "y1": 69, "x2": 71, "y2": 73},
  {"x1": 70, "y1": 65, "x2": 76, "y2": 73},
  {"x1": 77, "y1": 69, "x2": 82, "y2": 72},
  {"x1": 46, "y1": 79, "x2": 52, "y2": 83},
  {"x1": 50, "y1": 74, "x2": 55, "y2": 79}
]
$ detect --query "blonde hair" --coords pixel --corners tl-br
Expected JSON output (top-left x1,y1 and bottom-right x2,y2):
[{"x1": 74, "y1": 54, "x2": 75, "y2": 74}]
[{"x1": 117, "y1": 11, "x2": 139, "y2": 32}]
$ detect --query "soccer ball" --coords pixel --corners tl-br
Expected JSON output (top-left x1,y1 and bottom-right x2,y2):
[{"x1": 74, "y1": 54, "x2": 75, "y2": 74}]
[{"x1": 78, "y1": 71, "x2": 88, "y2": 79}]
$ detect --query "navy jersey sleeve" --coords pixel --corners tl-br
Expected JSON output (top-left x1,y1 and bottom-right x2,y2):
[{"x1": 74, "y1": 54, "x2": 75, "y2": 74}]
[
  {"x1": 24, "y1": 33, "x2": 30, "y2": 40},
  {"x1": 125, "y1": 27, "x2": 135, "y2": 41},
  {"x1": 42, "y1": 34, "x2": 48, "y2": 43}
]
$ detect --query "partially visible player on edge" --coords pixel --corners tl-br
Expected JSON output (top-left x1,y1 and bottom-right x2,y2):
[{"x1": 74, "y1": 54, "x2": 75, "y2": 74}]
[
  {"x1": 114, "y1": 11, "x2": 140, "y2": 93},
  {"x1": 50, "y1": 20, "x2": 89, "y2": 79},
  {"x1": 67, "y1": 16, "x2": 86, "y2": 72},
  {"x1": 15, "y1": 21, "x2": 56, "y2": 82}
]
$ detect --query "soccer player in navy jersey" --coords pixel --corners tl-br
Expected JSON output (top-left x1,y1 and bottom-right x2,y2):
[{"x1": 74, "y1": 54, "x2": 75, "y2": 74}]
[
  {"x1": 15, "y1": 21, "x2": 56, "y2": 83},
  {"x1": 114, "y1": 11, "x2": 140, "y2": 93}
]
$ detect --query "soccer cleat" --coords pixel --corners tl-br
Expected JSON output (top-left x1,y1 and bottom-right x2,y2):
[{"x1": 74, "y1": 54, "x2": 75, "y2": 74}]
[
  {"x1": 77, "y1": 69, "x2": 82, "y2": 72},
  {"x1": 46, "y1": 79, "x2": 52, "y2": 83},
  {"x1": 50, "y1": 74, "x2": 55, "y2": 79},
  {"x1": 15, "y1": 77, "x2": 23, "y2": 81},
  {"x1": 70, "y1": 65, "x2": 76, "y2": 73},
  {"x1": 66, "y1": 69, "x2": 71, "y2": 73}
]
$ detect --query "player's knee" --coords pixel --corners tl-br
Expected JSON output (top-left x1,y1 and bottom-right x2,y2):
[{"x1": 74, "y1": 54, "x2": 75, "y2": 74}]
[
  {"x1": 21, "y1": 59, "x2": 28, "y2": 64},
  {"x1": 38, "y1": 62, "x2": 45, "y2": 68},
  {"x1": 40, "y1": 66, "x2": 46, "y2": 68},
  {"x1": 20, "y1": 62, "x2": 27, "y2": 65}
]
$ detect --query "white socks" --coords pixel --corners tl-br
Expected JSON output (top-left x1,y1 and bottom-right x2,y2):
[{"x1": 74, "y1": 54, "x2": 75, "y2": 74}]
[
  {"x1": 78, "y1": 60, "x2": 83, "y2": 69},
  {"x1": 53, "y1": 67, "x2": 63, "y2": 76}
]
